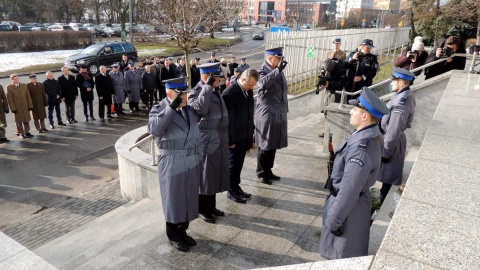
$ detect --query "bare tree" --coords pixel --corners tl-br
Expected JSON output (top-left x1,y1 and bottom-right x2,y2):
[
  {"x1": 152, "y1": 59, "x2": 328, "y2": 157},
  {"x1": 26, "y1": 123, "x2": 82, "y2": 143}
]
[{"x1": 137, "y1": 0, "x2": 240, "y2": 87}]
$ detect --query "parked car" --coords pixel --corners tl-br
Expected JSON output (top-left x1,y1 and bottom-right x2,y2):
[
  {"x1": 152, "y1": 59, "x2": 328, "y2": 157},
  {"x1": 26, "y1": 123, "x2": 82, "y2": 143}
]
[
  {"x1": 93, "y1": 27, "x2": 108, "y2": 37},
  {"x1": 301, "y1": 24, "x2": 311, "y2": 29},
  {"x1": 0, "y1": 24, "x2": 12, "y2": 31},
  {"x1": 252, "y1": 31, "x2": 264, "y2": 40},
  {"x1": 48, "y1": 25, "x2": 74, "y2": 31},
  {"x1": 19, "y1": 26, "x2": 34, "y2": 31},
  {"x1": 65, "y1": 41, "x2": 138, "y2": 75}
]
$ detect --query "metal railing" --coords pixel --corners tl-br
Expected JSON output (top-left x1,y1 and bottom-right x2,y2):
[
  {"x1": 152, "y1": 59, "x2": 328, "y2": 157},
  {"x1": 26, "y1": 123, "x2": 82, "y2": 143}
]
[
  {"x1": 336, "y1": 52, "x2": 479, "y2": 108},
  {"x1": 129, "y1": 134, "x2": 157, "y2": 166}
]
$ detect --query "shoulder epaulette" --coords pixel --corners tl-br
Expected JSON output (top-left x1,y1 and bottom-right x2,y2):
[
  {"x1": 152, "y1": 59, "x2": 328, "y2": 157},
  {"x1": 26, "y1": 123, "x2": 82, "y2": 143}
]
[{"x1": 358, "y1": 137, "x2": 371, "y2": 151}]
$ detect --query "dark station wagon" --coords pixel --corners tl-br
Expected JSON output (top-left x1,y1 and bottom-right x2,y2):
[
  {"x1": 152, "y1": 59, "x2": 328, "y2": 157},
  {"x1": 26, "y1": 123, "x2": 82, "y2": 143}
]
[{"x1": 65, "y1": 41, "x2": 138, "y2": 75}]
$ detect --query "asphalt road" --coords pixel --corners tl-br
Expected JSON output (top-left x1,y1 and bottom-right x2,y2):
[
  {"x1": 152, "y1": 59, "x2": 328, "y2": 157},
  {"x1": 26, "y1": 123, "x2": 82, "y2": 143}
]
[{"x1": 0, "y1": 28, "x2": 267, "y2": 229}]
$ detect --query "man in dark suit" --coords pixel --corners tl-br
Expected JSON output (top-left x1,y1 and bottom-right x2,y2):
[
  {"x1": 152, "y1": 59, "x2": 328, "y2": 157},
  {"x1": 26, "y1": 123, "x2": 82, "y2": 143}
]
[
  {"x1": 227, "y1": 56, "x2": 238, "y2": 78},
  {"x1": 58, "y1": 67, "x2": 79, "y2": 123},
  {"x1": 119, "y1": 54, "x2": 129, "y2": 73},
  {"x1": 160, "y1": 58, "x2": 177, "y2": 100},
  {"x1": 76, "y1": 66, "x2": 96, "y2": 121},
  {"x1": 190, "y1": 58, "x2": 201, "y2": 87},
  {"x1": 222, "y1": 68, "x2": 259, "y2": 203},
  {"x1": 95, "y1": 66, "x2": 114, "y2": 121}
]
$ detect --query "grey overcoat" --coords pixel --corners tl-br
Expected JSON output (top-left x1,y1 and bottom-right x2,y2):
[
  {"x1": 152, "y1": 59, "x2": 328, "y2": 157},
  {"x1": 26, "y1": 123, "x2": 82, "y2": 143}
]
[
  {"x1": 148, "y1": 99, "x2": 202, "y2": 223},
  {"x1": 378, "y1": 87, "x2": 416, "y2": 185},
  {"x1": 109, "y1": 71, "x2": 126, "y2": 104},
  {"x1": 255, "y1": 61, "x2": 288, "y2": 150},
  {"x1": 124, "y1": 69, "x2": 143, "y2": 103},
  {"x1": 319, "y1": 125, "x2": 383, "y2": 260},
  {"x1": 189, "y1": 81, "x2": 230, "y2": 195}
]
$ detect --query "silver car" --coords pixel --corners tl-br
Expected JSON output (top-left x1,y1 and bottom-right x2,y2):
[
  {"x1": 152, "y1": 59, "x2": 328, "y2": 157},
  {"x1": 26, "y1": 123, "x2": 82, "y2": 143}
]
[{"x1": 252, "y1": 31, "x2": 264, "y2": 40}]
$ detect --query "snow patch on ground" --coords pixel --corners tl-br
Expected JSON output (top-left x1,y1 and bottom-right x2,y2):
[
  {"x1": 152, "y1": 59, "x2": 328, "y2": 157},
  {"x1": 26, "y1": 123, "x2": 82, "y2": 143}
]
[
  {"x1": 0, "y1": 50, "x2": 82, "y2": 72},
  {"x1": 0, "y1": 48, "x2": 167, "y2": 73}
]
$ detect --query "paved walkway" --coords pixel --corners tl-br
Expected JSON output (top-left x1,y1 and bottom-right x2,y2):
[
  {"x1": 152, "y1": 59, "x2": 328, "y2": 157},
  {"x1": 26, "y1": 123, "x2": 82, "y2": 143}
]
[
  {"x1": 35, "y1": 113, "x2": 330, "y2": 269},
  {"x1": 4, "y1": 181, "x2": 126, "y2": 250}
]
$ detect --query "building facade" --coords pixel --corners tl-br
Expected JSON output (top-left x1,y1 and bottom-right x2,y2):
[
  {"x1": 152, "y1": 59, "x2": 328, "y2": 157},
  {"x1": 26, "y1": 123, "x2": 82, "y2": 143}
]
[
  {"x1": 335, "y1": 0, "x2": 374, "y2": 19},
  {"x1": 240, "y1": 0, "x2": 330, "y2": 25}
]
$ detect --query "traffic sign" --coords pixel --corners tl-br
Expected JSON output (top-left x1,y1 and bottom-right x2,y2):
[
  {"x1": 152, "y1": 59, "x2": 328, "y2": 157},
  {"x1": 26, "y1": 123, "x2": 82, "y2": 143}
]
[
  {"x1": 362, "y1": 22, "x2": 366, "y2": 27},
  {"x1": 340, "y1": 20, "x2": 345, "y2": 27},
  {"x1": 362, "y1": 18, "x2": 366, "y2": 23},
  {"x1": 398, "y1": 21, "x2": 403, "y2": 27},
  {"x1": 307, "y1": 46, "x2": 314, "y2": 58}
]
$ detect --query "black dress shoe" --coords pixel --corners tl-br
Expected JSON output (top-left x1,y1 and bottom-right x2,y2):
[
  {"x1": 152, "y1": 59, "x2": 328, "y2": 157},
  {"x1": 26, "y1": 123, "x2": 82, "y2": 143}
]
[
  {"x1": 227, "y1": 191, "x2": 247, "y2": 204},
  {"x1": 258, "y1": 177, "x2": 272, "y2": 185},
  {"x1": 85, "y1": 117, "x2": 89, "y2": 121},
  {"x1": 238, "y1": 188, "x2": 252, "y2": 198},
  {"x1": 213, "y1": 208, "x2": 225, "y2": 217},
  {"x1": 169, "y1": 240, "x2": 189, "y2": 252},
  {"x1": 100, "y1": 118, "x2": 105, "y2": 122},
  {"x1": 107, "y1": 114, "x2": 113, "y2": 118},
  {"x1": 199, "y1": 213, "x2": 216, "y2": 223},
  {"x1": 269, "y1": 173, "x2": 281, "y2": 180},
  {"x1": 58, "y1": 122, "x2": 66, "y2": 126},
  {"x1": 50, "y1": 125, "x2": 55, "y2": 129},
  {"x1": 184, "y1": 235, "x2": 197, "y2": 246},
  {"x1": 41, "y1": 129, "x2": 48, "y2": 132},
  {"x1": 0, "y1": 138, "x2": 10, "y2": 142},
  {"x1": 25, "y1": 132, "x2": 33, "y2": 137},
  {"x1": 90, "y1": 117, "x2": 96, "y2": 121},
  {"x1": 20, "y1": 135, "x2": 26, "y2": 139},
  {"x1": 72, "y1": 119, "x2": 78, "y2": 123},
  {"x1": 38, "y1": 130, "x2": 45, "y2": 133}
]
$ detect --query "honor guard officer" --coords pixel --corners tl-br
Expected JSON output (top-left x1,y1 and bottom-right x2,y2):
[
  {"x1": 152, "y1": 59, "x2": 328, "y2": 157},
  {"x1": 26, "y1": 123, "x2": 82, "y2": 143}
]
[
  {"x1": 319, "y1": 87, "x2": 389, "y2": 260},
  {"x1": 255, "y1": 47, "x2": 288, "y2": 185},
  {"x1": 346, "y1": 39, "x2": 379, "y2": 99},
  {"x1": 148, "y1": 77, "x2": 203, "y2": 252},
  {"x1": 377, "y1": 67, "x2": 416, "y2": 203},
  {"x1": 188, "y1": 62, "x2": 230, "y2": 224}
]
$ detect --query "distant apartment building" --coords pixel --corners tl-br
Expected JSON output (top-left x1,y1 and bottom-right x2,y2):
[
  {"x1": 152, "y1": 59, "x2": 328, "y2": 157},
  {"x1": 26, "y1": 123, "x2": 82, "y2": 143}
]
[
  {"x1": 240, "y1": 0, "x2": 330, "y2": 25},
  {"x1": 335, "y1": 0, "x2": 374, "y2": 19},
  {"x1": 373, "y1": 0, "x2": 400, "y2": 10}
]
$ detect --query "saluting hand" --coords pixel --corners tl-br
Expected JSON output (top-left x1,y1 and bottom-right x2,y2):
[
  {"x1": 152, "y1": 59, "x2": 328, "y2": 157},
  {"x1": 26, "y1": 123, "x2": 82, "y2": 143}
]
[
  {"x1": 207, "y1": 74, "x2": 216, "y2": 86},
  {"x1": 169, "y1": 90, "x2": 183, "y2": 109},
  {"x1": 278, "y1": 60, "x2": 288, "y2": 72}
]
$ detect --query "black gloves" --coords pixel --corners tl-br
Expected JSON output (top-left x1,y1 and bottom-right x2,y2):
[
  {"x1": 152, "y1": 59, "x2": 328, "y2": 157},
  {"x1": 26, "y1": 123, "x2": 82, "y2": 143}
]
[
  {"x1": 4, "y1": 110, "x2": 8, "y2": 114},
  {"x1": 29, "y1": 108, "x2": 33, "y2": 111},
  {"x1": 12, "y1": 110, "x2": 17, "y2": 114},
  {"x1": 381, "y1": 156, "x2": 391, "y2": 163},
  {"x1": 331, "y1": 227, "x2": 343, "y2": 237},
  {"x1": 169, "y1": 91, "x2": 183, "y2": 109},
  {"x1": 207, "y1": 74, "x2": 216, "y2": 86},
  {"x1": 278, "y1": 60, "x2": 288, "y2": 72}
]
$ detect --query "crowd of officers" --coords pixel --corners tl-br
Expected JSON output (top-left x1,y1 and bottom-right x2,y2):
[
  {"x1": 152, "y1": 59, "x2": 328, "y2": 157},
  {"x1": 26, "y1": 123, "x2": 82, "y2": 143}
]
[{"x1": 148, "y1": 47, "x2": 288, "y2": 252}]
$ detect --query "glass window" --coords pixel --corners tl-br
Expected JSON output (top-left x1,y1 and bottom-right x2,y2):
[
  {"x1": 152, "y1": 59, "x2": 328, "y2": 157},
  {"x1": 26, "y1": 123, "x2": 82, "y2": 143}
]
[
  {"x1": 122, "y1": 43, "x2": 134, "y2": 52},
  {"x1": 111, "y1": 44, "x2": 125, "y2": 53}
]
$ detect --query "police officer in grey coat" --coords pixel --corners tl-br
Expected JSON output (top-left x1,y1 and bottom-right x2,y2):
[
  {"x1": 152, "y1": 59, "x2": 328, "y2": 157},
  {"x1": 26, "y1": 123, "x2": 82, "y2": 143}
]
[
  {"x1": 319, "y1": 87, "x2": 389, "y2": 260},
  {"x1": 188, "y1": 62, "x2": 229, "y2": 224},
  {"x1": 147, "y1": 77, "x2": 202, "y2": 252},
  {"x1": 377, "y1": 67, "x2": 416, "y2": 203},
  {"x1": 124, "y1": 62, "x2": 143, "y2": 112},
  {"x1": 255, "y1": 47, "x2": 289, "y2": 185},
  {"x1": 109, "y1": 63, "x2": 127, "y2": 115}
]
